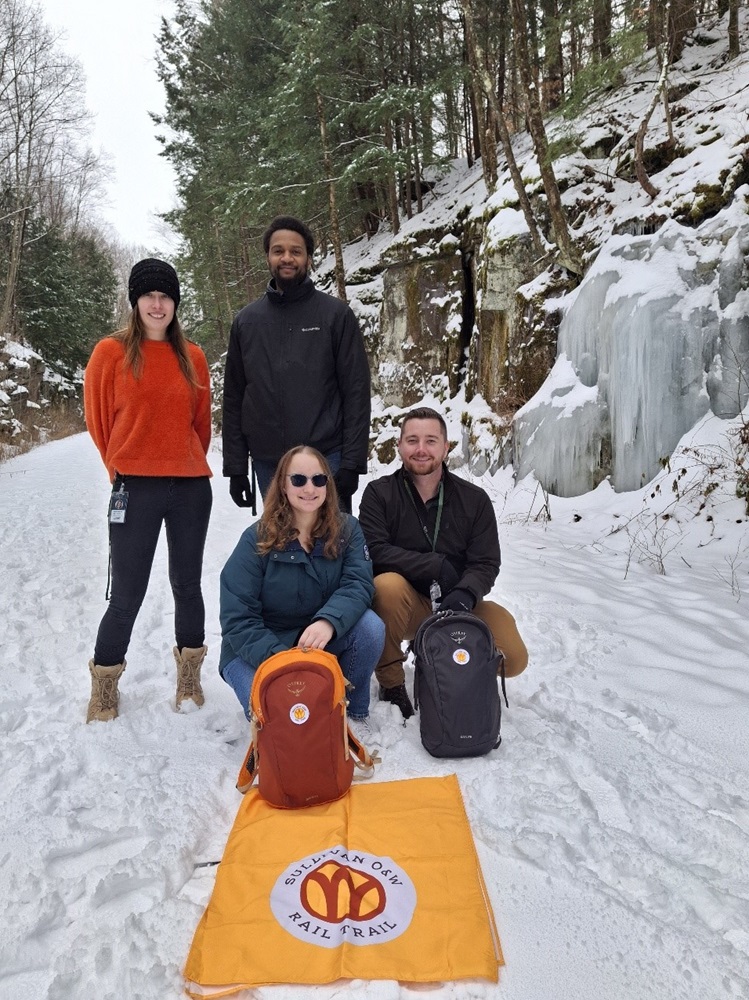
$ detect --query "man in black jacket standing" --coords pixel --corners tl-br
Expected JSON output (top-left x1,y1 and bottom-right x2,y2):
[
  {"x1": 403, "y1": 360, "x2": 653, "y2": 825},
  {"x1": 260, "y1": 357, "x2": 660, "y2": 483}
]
[
  {"x1": 358, "y1": 406, "x2": 528, "y2": 718},
  {"x1": 222, "y1": 216, "x2": 371, "y2": 513}
]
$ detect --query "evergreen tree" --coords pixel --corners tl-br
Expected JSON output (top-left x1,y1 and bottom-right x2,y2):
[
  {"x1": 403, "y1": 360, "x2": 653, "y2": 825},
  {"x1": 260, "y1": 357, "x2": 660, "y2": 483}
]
[
  {"x1": 154, "y1": 0, "x2": 741, "y2": 316},
  {"x1": 17, "y1": 218, "x2": 117, "y2": 369}
]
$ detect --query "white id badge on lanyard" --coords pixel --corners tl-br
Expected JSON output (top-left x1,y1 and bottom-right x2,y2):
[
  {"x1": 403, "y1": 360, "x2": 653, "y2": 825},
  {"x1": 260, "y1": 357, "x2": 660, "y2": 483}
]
[{"x1": 109, "y1": 486, "x2": 129, "y2": 524}]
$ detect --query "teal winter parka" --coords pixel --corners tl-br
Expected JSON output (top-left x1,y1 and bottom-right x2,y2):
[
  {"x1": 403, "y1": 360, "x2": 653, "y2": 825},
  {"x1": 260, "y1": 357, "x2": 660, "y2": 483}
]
[{"x1": 218, "y1": 514, "x2": 374, "y2": 674}]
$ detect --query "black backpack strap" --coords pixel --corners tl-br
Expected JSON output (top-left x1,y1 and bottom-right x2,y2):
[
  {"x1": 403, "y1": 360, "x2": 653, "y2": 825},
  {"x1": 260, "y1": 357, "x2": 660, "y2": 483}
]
[
  {"x1": 497, "y1": 650, "x2": 509, "y2": 708},
  {"x1": 412, "y1": 610, "x2": 445, "y2": 709}
]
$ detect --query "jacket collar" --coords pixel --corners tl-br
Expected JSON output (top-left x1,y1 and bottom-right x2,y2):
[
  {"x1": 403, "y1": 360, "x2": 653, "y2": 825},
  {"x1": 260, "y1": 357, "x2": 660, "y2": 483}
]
[
  {"x1": 266, "y1": 275, "x2": 316, "y2": 306},
  {"x1": 284, "y1": 536, "x2": 326, "y2": 557},
  {"x1": 399, "y1": 463, "x2": 451, "y2": 504}
]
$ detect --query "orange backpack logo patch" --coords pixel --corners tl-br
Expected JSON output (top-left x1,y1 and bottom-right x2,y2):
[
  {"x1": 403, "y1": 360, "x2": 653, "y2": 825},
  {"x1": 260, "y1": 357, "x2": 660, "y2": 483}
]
[{"x1": 289, "y1": 703, "x2": 310, "y2": 725}]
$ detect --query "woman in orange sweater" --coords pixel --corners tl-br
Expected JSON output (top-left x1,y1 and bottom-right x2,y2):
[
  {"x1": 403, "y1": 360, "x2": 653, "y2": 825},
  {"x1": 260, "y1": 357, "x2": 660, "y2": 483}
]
[{"x1": 84, "y1": 258, "x2": 213, "y2": 722}]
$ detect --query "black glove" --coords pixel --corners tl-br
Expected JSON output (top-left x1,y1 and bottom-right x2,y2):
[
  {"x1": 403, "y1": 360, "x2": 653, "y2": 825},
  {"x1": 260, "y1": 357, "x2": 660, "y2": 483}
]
[
  {"x1": 229, "y1": 474, "x2": 255, "y2": 509},
  {"x1": 439, "y1": 588, "x2": 476, "y2": 613},
  {"x1": 437, "y1": 556, "x2": 461, "y2": 595},
  {"x1": 333, "y1": 468, "x2": 359, "y2": 499}
]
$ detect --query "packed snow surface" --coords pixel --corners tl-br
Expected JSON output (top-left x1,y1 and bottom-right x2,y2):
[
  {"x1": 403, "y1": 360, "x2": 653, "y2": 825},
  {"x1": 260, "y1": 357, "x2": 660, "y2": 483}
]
[{"x1": 1, "y1": 420, "x2": 748, "y2": 1000}]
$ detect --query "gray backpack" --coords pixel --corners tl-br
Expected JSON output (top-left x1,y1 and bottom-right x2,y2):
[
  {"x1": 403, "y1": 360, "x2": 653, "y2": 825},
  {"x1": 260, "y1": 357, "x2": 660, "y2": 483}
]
[{"x1": 413, "y1": 610, "x2": 508, "y2": 758}]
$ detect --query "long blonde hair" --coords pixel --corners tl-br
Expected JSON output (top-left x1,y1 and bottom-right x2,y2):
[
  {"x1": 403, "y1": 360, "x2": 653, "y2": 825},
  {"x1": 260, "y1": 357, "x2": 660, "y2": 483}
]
[
  {"x1": 112, "y1": 305, "x2": 200, "y2": 385},
  {"x1": 258, "y1": 447, "x2": 344, "y2": 558}
]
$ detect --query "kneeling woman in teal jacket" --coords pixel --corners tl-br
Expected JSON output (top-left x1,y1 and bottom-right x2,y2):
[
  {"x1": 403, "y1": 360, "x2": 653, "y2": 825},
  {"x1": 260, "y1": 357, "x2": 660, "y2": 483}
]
[{"x1": 219, "y1": 446, "x2": 384, "y2": 724}]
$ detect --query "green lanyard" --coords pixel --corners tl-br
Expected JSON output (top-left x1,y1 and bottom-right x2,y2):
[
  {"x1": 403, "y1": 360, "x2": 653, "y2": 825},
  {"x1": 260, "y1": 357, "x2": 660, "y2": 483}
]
[{"x1": 404, "y1": 478, "x2": 444, "y2": 551}]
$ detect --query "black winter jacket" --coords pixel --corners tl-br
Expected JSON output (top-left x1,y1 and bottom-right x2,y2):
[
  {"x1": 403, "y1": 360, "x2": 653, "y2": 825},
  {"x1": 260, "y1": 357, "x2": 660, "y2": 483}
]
[
  {"x1": 222, "y1": 277, "x2": 371, "y2": 474},
  {"x1": 358, "y1": 465, "x2": 501, "y2": 603}
]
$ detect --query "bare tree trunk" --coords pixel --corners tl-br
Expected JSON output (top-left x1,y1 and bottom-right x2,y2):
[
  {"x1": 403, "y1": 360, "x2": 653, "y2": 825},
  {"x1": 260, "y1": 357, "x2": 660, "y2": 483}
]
[
  {"x1": 728, "y1": 0, "x2": 740, "y2": 59},
  {"x1": 668, "y1": 0, "x2": 696, "y2": 63},
  {"x1": 541, "y1": 0, "x2": 564, "y2": 110},
  {"x1": 635, "y1": 5, "x2": 671, "y2": 199},
  {"x1": 467, "y1": 75, "x2": 482, "y2": 163},
  {"x1": 403, "y1": 119, "x2": 414, "y2": 220},
  {"x1": 406, "y1": 11, "x2": 425, "y2": 214},
  {"x1": 463, "y1": 11, "x2": 495, "y2": 191},
  {"x1": 0, "y1": 1, "x2": 90, "y2": 334},
  {"x1": 463, "y1": 80, "x2": 475, "y2": 166},
  {"x1": 383, "y1": 117, "x2": 400, "y2": 235},
  {"x1": 509, "y1": 41, "x2": 522, "y2": 132},
  {"x1": 462, "y1": 0, "x2": 546, "y2": 258},
  {"x1": 412, "y1": 118, "x2": 424, "y2": 214},
  {"x1": 497, "y1": 0, "x2": 508, "y2": 107},
  {"x1": 211, "y1": 221, "x2": 234, "y2": 325},
  {"x1": 510, "y1": 0, "x2": 582, "y2": 273},
  {"x1": 592, "y1": 0, "x2": 612, "y2": 62},
  {"x1": 647, "y1": 0, "x2": 664, "y2": 50},
  {"x1": 315, "y1": 91, "x2": 347, "y2": 301},
  {"x1": 1, "y1": 206, "x2": 26, "y2": 336},
  {"x1": 662, "y1": 85, "x2": 674, "y2": 146},
  {"x1": 567, "y1": 15, "x2": 579, "y2": 85},
  {"x1": 438, "y1": 16, "x2": 459, "y2": 158}
]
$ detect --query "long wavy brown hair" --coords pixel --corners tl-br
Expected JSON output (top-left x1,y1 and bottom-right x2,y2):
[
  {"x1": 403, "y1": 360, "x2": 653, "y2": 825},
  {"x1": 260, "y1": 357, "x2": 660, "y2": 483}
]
[
  {"x1": 258, "y1": 447, "x2": 344, "y2": 558},
  {"x1": 111, "y1": 302, "x2": 200, "y2": 385}
]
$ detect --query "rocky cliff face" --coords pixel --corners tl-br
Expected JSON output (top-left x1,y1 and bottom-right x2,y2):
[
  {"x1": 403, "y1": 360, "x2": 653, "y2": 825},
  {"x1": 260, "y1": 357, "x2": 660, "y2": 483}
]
[
  {"x1": 0, "y1": 338, "x2": 82, "y2": 459},
  {"x1": 344, "y1": 213, "x2": 562, "y2": 419},
  {"x1": 322, "y1": 21, "x2": 749, "y2": 494}
]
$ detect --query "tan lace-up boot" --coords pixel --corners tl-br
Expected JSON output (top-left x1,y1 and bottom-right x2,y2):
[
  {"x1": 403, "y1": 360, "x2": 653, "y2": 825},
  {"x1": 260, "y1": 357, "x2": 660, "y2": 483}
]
[
  {"x1": 86, "y1": 660, "x2": 126, "y2": 723},
  {"x1": 174, "y1": 645, "x2": 207, "y2": 709}
]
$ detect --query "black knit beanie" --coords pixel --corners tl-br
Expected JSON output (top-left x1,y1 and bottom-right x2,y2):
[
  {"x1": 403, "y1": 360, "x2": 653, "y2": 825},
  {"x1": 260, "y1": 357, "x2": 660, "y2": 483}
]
[{"x1": 128, "y1": 258, "x2": 181, "y2": 309}]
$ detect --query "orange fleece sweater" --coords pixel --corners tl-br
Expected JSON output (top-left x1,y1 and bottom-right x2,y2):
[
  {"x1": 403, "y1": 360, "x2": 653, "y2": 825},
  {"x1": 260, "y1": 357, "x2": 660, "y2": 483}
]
[{"x1": 84, "y1": 336, "x2": 212, "y2": 482}]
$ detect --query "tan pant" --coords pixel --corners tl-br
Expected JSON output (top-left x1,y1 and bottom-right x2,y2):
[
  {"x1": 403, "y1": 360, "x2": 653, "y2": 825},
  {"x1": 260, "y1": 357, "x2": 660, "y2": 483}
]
[{"x1": 372, "y1": 572, "x2": 529, "y2": 688}]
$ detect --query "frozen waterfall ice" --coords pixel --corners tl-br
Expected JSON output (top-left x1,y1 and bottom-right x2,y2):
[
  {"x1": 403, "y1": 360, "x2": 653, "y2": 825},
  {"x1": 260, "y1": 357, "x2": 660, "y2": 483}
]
[{"x1": 513, "y1": 191, "x2": 749, "y2": 496}]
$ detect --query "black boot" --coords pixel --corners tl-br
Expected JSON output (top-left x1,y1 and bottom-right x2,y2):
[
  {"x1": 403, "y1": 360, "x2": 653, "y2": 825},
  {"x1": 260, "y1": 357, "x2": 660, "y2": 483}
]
[{"x1": 379, "y1": 683, "x2": 414, "y2": 720}]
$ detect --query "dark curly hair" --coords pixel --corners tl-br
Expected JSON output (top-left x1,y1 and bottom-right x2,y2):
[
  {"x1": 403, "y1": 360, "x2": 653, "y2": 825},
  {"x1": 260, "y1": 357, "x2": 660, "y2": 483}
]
[{"x1": 262, "y1": 216, "x2": 315, "y2": 257}]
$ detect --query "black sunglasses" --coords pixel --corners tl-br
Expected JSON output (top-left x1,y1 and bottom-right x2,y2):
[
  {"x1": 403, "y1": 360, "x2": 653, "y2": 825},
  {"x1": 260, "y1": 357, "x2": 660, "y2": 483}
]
[{"x1": 288, "y1": 473, "x2": 329, "y2": 488}]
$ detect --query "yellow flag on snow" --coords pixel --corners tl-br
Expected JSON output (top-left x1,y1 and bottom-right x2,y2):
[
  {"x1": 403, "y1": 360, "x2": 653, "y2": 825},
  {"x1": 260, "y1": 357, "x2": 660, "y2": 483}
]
[{"x1": 184, "y1": 774, "x2": 503, "y2": 996}]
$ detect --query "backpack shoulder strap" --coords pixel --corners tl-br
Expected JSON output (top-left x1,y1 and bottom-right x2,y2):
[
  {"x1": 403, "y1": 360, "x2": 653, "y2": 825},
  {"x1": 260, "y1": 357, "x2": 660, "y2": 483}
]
[
  {"x1": 346, "y1": 726, "x2": 381, "y2": 778},
  {"x1": 236, "y1": 718, "x2": 260, "y2": 794}
]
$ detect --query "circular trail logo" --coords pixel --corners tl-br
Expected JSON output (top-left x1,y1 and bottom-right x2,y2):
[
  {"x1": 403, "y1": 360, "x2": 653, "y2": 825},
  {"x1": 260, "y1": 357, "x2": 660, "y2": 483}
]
[
  {"x1": 452, "y1": 648, "x2": 470, "y2": 665},
  {"x1": 270, "y1": 845, "x2": 417, "y2": 948},
  {"x1": 289, "y1": 703, "x2": 309, "y2": 725}
]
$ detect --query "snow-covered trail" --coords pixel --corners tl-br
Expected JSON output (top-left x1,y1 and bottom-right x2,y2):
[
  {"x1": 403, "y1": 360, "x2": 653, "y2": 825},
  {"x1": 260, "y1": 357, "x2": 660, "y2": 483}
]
[{"x1": 1, "y1": 432, "x2": 748, "y2": 1000}]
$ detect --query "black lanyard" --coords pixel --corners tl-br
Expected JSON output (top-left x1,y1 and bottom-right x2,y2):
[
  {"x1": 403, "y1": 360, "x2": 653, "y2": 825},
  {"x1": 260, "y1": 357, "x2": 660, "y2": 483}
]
[{"x1": 404, "y1": 478, "x2": 444, "y2": 551}]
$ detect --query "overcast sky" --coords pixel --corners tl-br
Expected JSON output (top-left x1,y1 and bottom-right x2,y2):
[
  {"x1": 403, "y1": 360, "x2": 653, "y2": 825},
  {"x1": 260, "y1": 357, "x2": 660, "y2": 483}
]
[{"x1": 39, "y1": 0, "x2": 178, "y2": 252}]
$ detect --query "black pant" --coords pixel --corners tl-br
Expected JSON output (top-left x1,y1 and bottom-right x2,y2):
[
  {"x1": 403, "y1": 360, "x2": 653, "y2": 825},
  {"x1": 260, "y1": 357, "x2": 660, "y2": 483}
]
[{"x1": 94, "y1": 476, "x2": 213, "y2": 666}]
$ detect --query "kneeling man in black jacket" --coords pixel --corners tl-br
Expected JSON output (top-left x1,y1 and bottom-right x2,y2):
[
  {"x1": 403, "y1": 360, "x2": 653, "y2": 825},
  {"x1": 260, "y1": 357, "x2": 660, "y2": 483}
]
[{"x1": 358, "y1": 406, "x2": 528, "y2": 718}]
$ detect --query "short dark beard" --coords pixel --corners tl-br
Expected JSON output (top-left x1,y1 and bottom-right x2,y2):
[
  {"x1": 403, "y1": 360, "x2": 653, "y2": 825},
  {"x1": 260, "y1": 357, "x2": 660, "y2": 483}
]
[
  {"x1": 403, "y1": 458, "x2": 443, "y2": 478},
  {"x1": 270, "y1": 264, "x2": 308, "y2": 292}
]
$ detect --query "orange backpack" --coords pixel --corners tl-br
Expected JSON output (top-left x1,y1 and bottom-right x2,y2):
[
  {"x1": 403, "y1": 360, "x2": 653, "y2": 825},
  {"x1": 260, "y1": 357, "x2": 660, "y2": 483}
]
[{"x1": 236, "y1": 647, "x2": 378, "y2": 808}]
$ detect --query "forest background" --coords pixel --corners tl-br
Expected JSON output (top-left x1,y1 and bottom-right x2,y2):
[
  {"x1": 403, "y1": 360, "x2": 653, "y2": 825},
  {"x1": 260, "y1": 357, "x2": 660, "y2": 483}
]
[{"x1": 0, "y1": 0, "x2": 745, "y2": 452}]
